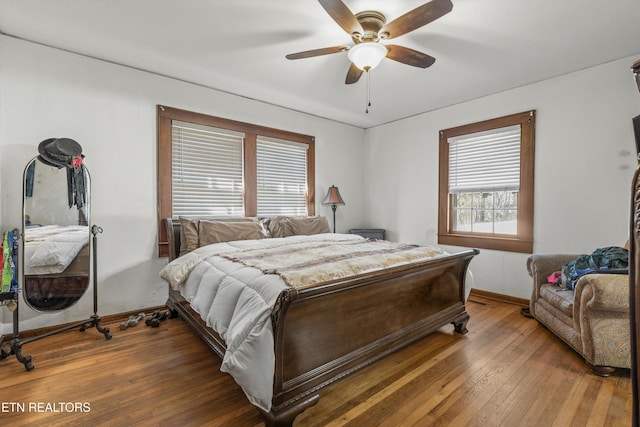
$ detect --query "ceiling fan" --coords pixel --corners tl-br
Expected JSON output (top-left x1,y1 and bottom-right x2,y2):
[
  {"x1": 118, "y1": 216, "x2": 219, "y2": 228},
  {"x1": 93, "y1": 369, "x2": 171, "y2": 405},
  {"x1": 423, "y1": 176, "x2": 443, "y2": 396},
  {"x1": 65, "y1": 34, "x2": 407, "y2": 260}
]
[{"x1": 286, "y1": 0, "x2": 453, "y2": 84}]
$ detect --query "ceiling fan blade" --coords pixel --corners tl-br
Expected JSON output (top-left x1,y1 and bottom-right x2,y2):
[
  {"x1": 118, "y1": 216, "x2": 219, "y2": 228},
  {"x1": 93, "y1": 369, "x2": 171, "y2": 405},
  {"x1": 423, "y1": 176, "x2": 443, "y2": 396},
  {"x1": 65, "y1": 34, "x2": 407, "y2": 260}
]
[
  {"x1": 345, "y1": 63, "x2": 364, "y2": 84},
  {"x1": 318, "y1": 0, "x2": 363, "y2": 36},
  {"x1": 381, "y1": 0, "x2": 453, "y2": 40},
  {"x1": 286, "y1": 46, "x2": 348, "y2": 60},
  {"x1": 386, "y1": 45, "x2": 435, "y2": 68}
]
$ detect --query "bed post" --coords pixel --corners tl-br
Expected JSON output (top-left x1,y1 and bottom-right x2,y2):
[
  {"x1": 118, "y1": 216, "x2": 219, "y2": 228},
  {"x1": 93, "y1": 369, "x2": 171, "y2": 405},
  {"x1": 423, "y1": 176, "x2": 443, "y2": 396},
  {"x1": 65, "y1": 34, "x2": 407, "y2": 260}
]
[
  {"x1": 264, "y1": 287, "x2": 320, "y2": 426},
  {"x1": 258, "y1": 394, "x2": 320, "y2": 427}
]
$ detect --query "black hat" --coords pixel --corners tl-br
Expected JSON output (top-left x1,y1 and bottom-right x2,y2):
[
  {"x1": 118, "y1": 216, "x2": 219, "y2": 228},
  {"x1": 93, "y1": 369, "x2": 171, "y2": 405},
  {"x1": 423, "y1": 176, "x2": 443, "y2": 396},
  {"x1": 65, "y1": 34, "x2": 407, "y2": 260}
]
[{"x1": 38, "y1": 138, "x2": 84, "y2": 168}]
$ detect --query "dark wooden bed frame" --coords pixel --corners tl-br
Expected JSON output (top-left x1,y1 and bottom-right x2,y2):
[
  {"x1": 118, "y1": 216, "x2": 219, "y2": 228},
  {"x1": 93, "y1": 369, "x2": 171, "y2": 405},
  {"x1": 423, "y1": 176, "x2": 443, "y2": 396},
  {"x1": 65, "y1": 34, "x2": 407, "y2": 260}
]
[{"x1": 163, "y1": 218, "x2": 479, "y2": 426}]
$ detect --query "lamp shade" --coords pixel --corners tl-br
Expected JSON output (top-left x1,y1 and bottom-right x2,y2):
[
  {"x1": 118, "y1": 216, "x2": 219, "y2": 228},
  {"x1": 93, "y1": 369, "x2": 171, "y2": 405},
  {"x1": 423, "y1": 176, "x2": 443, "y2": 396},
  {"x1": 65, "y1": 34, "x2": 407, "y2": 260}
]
[
  {"x1": 322, "y1": 185, "x2": 345, "y2": 205},
  {"x1": 347, "y1": 42, "x2": 387, "y2": 71}
]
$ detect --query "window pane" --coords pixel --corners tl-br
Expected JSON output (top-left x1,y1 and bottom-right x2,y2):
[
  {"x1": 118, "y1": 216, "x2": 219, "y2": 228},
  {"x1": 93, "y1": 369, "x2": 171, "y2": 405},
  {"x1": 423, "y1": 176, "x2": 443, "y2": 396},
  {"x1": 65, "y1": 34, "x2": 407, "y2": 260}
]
[
  {"x1": 494, "y1": 209, "x2": 518, "y2": 234},
  {"x1": 451, "y1": 191, "x2": 518, "y2": 235}
]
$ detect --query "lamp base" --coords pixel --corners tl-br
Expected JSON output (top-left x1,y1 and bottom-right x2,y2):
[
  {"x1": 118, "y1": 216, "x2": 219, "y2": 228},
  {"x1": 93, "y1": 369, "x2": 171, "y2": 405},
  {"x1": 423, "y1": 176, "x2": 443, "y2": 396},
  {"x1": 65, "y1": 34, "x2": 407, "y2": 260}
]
[{"x1": 331, "y1": 204, "x2": 337, "y2": 233}]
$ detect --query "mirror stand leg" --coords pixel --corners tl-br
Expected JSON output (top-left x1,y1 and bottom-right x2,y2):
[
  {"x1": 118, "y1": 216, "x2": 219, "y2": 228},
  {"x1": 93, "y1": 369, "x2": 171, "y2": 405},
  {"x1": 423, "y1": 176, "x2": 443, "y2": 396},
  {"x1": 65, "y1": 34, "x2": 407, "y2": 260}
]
[
  {"x1": 79, "y1": 314, "x2": 112, "y2": 340},
  {"x1": 1, "y1": 338, "x2": 34, "y2": 371},
  {"x1": 2, "y1": 240, "x2": 33, "y2": 370},
  {"x1": 94, "y1": 317, "x2": 112, "y2": 340},
  {"x1": 81, "y1": 226, "x2": 111, "y2": 340},
  {"x1": 11, "y1": 339, "x2": 34, "y2": 371}
]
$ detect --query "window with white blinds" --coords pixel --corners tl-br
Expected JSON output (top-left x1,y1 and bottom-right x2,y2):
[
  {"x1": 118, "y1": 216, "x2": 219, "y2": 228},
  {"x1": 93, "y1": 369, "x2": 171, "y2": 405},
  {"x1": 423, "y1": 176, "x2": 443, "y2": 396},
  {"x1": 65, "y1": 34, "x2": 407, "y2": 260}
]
[
  {"x1": 448, "y1": 124, "x2": 521, "y2": 194},
  {"x1": 157, "y1": 106, "x2": 316, "y2": 256},
  {"x1": 171, "y1": 121, "x2": 244, "y2": 217},
  {"x1": 256, "y1": 136, "x2": 308, "y2": 217},
  {"x1": 438, "y1": 110, "x2": 536, "y2": 253}
]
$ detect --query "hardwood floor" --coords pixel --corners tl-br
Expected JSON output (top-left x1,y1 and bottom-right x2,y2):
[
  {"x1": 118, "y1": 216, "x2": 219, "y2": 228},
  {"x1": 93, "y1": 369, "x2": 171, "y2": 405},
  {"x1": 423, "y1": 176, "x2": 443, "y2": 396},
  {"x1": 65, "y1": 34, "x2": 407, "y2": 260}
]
[{"x1": 0, "y1": 297, "x2": 632, "y2": 426}]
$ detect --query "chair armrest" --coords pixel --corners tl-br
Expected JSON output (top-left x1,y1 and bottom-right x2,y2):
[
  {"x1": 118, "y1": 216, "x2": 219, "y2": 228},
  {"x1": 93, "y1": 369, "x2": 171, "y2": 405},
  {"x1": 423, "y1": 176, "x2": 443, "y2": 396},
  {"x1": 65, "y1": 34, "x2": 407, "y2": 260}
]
[
  {"x1": 527, "y1": 254, "x2": 580, "y2": 300},
  {"x1": 527, "y1": 254, "x2": 579, "y2": 280},
  {"x1": 575, "y1": 273, "x2": 629, "y2": 313},
  {"x1": 574, "y1": 273, "x2": 631, "y2": 367}
]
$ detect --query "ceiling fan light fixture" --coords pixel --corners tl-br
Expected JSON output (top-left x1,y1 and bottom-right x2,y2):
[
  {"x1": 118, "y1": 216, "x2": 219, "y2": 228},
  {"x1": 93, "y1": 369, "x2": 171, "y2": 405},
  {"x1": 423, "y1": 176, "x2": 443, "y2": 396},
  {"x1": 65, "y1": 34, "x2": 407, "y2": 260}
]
[{"x1": 348, "y1": 42, "x2": 387, "y2": 71}]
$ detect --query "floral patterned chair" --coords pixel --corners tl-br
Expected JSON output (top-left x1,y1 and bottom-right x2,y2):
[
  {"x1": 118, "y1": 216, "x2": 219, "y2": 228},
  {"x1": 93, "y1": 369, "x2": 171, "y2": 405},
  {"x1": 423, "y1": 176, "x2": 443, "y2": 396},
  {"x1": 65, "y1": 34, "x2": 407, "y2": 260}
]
[{"x1": 526, "y1": 253, "x2": 630, "y2": 376}]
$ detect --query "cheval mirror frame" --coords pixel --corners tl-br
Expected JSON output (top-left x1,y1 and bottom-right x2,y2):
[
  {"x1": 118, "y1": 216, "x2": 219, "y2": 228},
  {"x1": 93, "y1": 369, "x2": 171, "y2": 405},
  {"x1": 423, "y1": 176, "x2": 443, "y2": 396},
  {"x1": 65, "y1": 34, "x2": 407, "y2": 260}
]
[{"x1": 1, "y1": 152, "x2": 110, "y2": 371}]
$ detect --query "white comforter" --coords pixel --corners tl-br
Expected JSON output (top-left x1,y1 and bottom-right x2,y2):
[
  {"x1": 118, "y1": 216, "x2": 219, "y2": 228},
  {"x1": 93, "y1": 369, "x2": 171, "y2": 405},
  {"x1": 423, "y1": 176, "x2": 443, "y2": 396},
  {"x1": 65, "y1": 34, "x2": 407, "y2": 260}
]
[{"x1": 24, "y1": 225, "x2": 89, "y2": 275}]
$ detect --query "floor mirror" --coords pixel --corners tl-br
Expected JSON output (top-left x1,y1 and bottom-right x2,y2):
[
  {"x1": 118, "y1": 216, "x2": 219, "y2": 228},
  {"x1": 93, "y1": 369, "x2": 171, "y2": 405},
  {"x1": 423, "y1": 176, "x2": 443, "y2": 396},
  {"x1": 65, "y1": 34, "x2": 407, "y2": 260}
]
[{"x1": 0, "y1": 139, "x2": 110, "y2": 371}]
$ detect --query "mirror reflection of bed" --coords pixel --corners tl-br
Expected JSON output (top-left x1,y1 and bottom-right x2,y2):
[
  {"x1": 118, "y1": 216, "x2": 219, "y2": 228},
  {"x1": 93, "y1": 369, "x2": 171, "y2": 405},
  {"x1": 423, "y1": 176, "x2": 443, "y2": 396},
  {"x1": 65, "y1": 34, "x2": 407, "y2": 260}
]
[
  {"x1": 23, "y1": 155, "x2": 90, "y2": 312},
  {"x1": 23, "y1": 225, "x2": 90, "y2": 310}
]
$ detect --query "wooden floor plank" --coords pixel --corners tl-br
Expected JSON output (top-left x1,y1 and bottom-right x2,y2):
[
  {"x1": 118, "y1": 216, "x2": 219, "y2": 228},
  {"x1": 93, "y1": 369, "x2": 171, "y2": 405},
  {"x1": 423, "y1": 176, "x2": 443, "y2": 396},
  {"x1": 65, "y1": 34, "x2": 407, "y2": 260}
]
[{"x1": 0, "y1": 296, "x2": 631, "y2": 426}]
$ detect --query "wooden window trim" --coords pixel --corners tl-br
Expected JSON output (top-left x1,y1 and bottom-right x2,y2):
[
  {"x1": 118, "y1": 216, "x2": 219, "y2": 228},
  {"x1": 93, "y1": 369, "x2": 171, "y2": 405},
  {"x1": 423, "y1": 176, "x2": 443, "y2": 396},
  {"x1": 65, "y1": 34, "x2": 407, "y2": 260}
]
[
  {"x1": 438, "y1": 110, "x2": 535, "y2": 253},
  {"x1": 157, "y1": 105, "x2": 315, "y2": 256}
]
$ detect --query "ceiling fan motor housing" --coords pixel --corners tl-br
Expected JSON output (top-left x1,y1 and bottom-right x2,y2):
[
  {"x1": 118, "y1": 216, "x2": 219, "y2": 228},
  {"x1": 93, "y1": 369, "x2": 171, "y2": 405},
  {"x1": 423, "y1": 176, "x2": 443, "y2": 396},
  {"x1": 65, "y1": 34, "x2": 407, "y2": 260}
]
[{"x1": 352, "y1": 11, "x2": 387, "y2": 43}]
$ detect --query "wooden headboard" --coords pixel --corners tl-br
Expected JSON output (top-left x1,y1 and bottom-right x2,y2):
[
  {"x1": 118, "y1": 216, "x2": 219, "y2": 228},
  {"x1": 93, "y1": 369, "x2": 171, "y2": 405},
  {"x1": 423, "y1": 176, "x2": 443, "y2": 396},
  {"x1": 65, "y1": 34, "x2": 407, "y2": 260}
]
[{"x1": 163, "y1": 218, "x2": 181, "y2": 261}]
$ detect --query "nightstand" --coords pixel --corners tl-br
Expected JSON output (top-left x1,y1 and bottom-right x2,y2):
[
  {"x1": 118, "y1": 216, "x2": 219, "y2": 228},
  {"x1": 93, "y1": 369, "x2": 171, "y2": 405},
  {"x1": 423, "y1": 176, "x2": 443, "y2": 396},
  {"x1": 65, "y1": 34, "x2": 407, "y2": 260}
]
[{"x1": 349, "y1": 228, "x2": 385, "y2": 240}]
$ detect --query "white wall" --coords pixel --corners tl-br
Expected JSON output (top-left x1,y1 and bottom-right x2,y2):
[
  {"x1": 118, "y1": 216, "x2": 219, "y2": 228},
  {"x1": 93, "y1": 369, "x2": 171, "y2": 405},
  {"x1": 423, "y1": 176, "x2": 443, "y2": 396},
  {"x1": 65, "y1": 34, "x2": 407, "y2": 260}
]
[
  {"x1": 0, "y1": 36, "x2": 366, "y2": 335},
  {"x1": 365, "y1": 55, "x2": 640, "y2": 299}
]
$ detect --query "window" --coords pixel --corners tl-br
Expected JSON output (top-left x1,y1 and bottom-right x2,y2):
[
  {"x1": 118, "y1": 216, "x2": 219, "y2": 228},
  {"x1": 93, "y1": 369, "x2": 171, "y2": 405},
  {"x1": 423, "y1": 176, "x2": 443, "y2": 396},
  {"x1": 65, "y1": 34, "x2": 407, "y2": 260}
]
[
  {"x1": 157, "y1": 106, "x2": 315, "y2": 256},
  {"x1": 438, "y1": 111, "x2": 535, "y2": 253}
]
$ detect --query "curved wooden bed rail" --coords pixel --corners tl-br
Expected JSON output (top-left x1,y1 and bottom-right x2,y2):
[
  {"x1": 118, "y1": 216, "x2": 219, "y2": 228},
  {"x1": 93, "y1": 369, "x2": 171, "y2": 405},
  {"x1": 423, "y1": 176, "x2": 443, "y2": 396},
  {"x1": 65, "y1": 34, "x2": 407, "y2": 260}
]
[{"x1": 163, "y1": 218, "x2": 478, "y2": 426}]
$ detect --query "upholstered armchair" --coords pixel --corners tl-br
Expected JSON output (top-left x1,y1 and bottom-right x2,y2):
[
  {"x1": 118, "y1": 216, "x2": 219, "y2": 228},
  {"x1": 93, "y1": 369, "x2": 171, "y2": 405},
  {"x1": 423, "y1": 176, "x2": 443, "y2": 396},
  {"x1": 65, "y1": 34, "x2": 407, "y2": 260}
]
[{"x1": 527, "y1": 253, "x2": 631, "y2": 376}]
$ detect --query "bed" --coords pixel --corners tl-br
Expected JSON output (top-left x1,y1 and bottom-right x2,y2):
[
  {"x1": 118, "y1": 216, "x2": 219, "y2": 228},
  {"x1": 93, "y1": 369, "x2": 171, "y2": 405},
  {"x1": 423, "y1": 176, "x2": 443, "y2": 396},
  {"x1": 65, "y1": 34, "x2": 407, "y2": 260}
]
[{"x1": 161, "y1": 216, "x2": 478, "y2": 426}]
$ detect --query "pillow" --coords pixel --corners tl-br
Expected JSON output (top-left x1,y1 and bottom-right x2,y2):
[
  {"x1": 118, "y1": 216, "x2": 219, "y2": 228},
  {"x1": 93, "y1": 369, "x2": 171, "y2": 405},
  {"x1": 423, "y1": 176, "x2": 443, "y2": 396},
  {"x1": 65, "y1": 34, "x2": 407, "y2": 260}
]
[
  {"x1": 198, "y1": 219, "x2": 265, "y2": 246},
  {"x1": 262, "y1": 216, "x2": 287, "y2": 238},
  {"x1": 179, "y1": 217, "x2": 200, "y2": 256},
  {"x1": 264, "y1": 216, "x2": 331, "y2": 238},
  {"x1": 179, "y1": 216, "x2": 260, "y2": 256},
  {"x1": 289, "y1": 216, "x2": 331, "y2": 236}
]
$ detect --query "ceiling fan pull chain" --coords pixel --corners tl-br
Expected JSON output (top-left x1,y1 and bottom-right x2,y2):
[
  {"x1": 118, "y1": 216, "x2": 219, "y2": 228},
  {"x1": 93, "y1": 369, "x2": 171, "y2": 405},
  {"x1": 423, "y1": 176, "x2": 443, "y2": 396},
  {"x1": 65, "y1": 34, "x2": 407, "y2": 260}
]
[{"x1": 366, "y1": 70, "x2": 372, "y2": 114}]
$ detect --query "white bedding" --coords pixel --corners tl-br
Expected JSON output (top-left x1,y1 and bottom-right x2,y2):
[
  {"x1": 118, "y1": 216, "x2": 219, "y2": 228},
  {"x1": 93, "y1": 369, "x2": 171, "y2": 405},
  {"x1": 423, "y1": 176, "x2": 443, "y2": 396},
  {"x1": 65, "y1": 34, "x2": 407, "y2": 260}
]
[
  {"x1": 24, "y1": 225, "x2": 89, "y2": 275},
  {"x1": 159, "y1": 233, "x2": 448, "y2": 412}
]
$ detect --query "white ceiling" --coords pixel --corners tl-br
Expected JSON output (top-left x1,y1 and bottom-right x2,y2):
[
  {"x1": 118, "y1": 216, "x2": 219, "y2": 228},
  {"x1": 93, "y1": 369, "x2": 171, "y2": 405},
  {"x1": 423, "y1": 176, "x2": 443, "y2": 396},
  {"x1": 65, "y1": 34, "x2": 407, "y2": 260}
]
[{"x1": 1, "y1": 0, "x2": 640, "y2": 128}]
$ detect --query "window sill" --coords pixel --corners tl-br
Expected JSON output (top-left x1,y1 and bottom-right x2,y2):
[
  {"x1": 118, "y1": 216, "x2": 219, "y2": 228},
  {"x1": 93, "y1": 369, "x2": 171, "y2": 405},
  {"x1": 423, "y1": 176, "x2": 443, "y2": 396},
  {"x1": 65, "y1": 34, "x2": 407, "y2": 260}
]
[{"x1": 438, "y1": 233, "x2": 532, "y2": 253}]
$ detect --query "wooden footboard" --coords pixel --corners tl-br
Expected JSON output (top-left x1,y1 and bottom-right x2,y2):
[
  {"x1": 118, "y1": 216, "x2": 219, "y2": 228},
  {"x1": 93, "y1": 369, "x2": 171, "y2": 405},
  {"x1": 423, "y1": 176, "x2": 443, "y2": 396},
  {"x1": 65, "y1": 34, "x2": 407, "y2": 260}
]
[
  {"x1": 268, "y1": 249, "x2": 476, "y2": 425},
  {"x1": 163, "y1": 218, "x2": 478, "y2": 426}
]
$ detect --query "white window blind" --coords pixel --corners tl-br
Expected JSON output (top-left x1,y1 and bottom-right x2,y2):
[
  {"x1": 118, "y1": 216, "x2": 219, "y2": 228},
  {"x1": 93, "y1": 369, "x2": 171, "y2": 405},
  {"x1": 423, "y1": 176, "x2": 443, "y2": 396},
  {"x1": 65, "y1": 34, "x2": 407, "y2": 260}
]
[
  {"x1": 448, "y1": 124, "x2": 521, "y2": 194},
  {"x1": 256, "y1": 136, "x2": 308, "y2": 217},
  {"x1": 172, "y1": 120, "x2": 244, "y2": 216}
]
